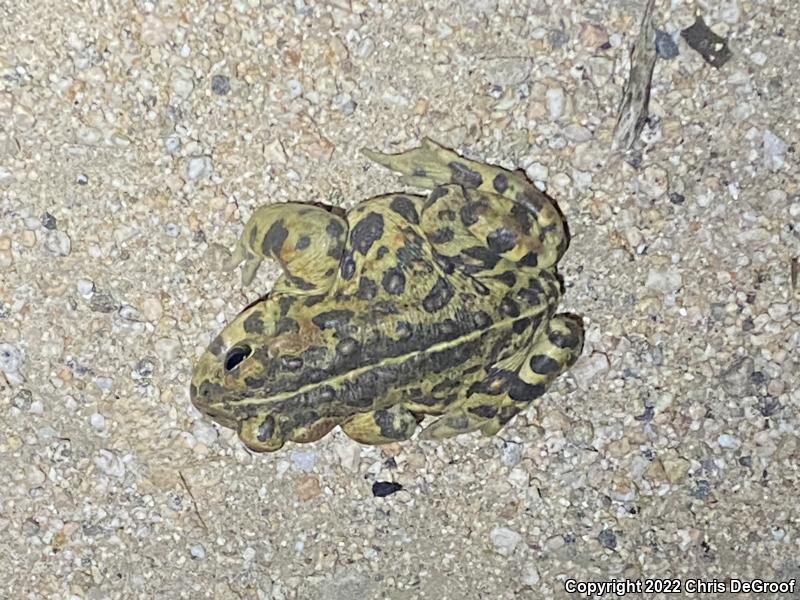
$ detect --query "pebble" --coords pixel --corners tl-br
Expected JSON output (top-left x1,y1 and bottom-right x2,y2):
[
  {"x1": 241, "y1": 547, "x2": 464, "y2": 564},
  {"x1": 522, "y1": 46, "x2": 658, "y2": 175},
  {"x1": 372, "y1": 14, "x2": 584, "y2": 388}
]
[
  {"x1": 720, "y1": 356, "x2": 754, "y2": 397},
  {"x1": 94, "y1": 449, "x2": 126, "y2": 478},
  {"x1": 41, "y1": 212, "x2": 57, "y2": 230},
  {"x1": 44, "y1": 230, "x2": 71, "y2": 256},
  {"x1": 89, "y1": 291, "x2": 120, "y2": 313},
  {"x1": 563, "y1": 124, "x2": 592, "y2": 143},
  {"x1": 762, "y1": 130, "x2": 788, "y2": 171},
  {"x1": 211, "y1": 74, "x2": 231, "y2": 95},
  {"x1": 76, "y1": 278, "x2": 95, "y2": 297},
  {"x1": 718, "y1": 434, "x2": 741, "y2": 450},
  {"x1": 638, "y1": 166, "x2": 669, "y2": 198},
  {"x1": 286, "y1": 79, "x2": 303, "y2": 99},
  {"x1": 0, "y1": 343, "x2": 25, "y2": 376},
  {"x1": 89, "y1": 413, "x2": 106, "y2": 430},
  {"x1": 186, "y1": 156, "x2": 213, "y2": 181},
  {"x1": 572, "y1": 353, "x2": 609, "y2": 386},
  {"x1": 524, "y1": 162, "x2": 549, "y2": 182},
  {"x1": 489, "y1": 526, "x2": 522, "y2": 557},
  {"x1": 140, "y1": 15, "x2": 172, "y2": 46},
  {"x1": 142, "y1": 297, "x2": 164, "y2": 322},
  {"x1": 720, "y1": 0, "x2": 741, "y2": 24},
  {"x1": 164, "y1": 135, "x2": 181, "y2": 155},
  {"x1": 154, "y1": 337, "x2": 181, "y2": 362},
  {"x1": 501, "y1": 441, "x2": 523, "y2": 467},
  {"x1": 357, "y1": 37, "x2": 375, "y2": 59},
  {"x1": 598, "y1": 529, "x2": 617, "y2": 550},
  {"x1": 645, "y1": 268, "x2": 683, "y2": 294},
  {"x1": 520, "y1": 564, "x2": 540, "y2": 586},
  {"x1": 295, "y1": 475, "x2": 322, "y2": 501},
  {"x1": 290, "y1": 450, "x2": 317, "y2": 472},
  {"x1": 372, "y1": 481, "x2": 403, "y2": 497},
  {"x1": 172, "y1": 68, "x2": 195, "y2": 99},
  {"x1": 190, "y1": 544, "x2": 206, "y2": 560},
  {"x1": 484, "y1": 58, "x2": 532, "y2": 87},
  {"x1": 655, "y1": 30, "x2": 679, "y2": 59},
  {"x1": 545, "y1": 87, "x2": 565, "y2": 120},
  {"x1": 192, "y1": 420, "x2": 218, "y2": 446}
]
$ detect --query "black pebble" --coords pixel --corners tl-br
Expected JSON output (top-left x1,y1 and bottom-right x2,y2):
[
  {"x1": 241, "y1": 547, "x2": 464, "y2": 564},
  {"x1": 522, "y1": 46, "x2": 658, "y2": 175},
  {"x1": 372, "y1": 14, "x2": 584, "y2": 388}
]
[
  {"x1": 372, "y1": 481, "x2": 403, "y2": 497},
  {"x1": 211, "y1": 74, "x2": 231, "y2": 95},
  {"x1": 655, "y1": 30, "x2": 679, "y2": 60},
  {"x1": 41, "y1": 212, "x2": 57, "y2": 230}
]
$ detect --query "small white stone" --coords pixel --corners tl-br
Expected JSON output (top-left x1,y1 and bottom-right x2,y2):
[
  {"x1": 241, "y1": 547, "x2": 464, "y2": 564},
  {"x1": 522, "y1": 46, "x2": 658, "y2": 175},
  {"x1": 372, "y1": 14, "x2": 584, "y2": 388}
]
[
  {"x1": 490, "y1": 526, "x2": 522, "y2": 557},
  {"x1": 520, "y1": 564, "x2": 540, "y2": 586},
  {"x1": 165, "y1": 135, "x2": 181, "y2": 155},
  {"x1": 524, "y1": 162, "x2": 549, "y2": 182},
  {"x1": 186, "y1": 156, "x2": 213, "y2": 181},
  {"x1": 508, "y1": 467, "x2": 530, "y2": 488},
  {"x1": 76, "y1": 278, "x2": 95, "y2": 297},
  {"x1": 768, "y1": 303, "x2": 789, "y2": 321},
  {"x1": 718, "y1": 434, "x2": 741, "y2": 450},
  {"x1": 645, "y1": 268, "x2": 683, "y2": 294},
  {"x1": 720, "y1": 0, "x2": 741, "y2": 23},
  {"x1": 44, "y1": 230, "x2": 71, "y2": 256},
  {"x1": 155, "y1": 337, "x2": 182, "y2": 362},
  {"x1": 286, "y1": 79, "x2": 303, "y2": 99},
  {"x1": 90, "y1": 413, "x2": 106, "y2": 430},
  {"x1": 190, "y1": 544, "x2": 206, "y2": 559},
  {"x1": 563, "y1": 124, "x2": 592, "y2": 143},
  {"x1": 357, "y1": 37, "x2": 375, "y2": 59},
  {"x1": 762, "y1": 130, "x2": 788, "y2": 171},
  {"x1": 545, "y1": 87, "x2": 565, "y2": 120},
  {"x1": 750, "y1": 51, "x2": 767, "y2": 66},
  {"x1": 501, "y1": 441, "x2": 523, "y2": 467},
  {"x1": 140, "y1": 15, "x2": 171, "y2": 46},
  {"x1": 27, "y1": 465, "x2": 46, "y2": 487},
  {"x1": 192, "y1": 420, "x2": 218, "y2": 446},
  {"x1": 0, "y1": 343, "x2": 24, "y2": 375},
  {"x1": 572, "y1": 353, "x2": 609, "y2": 387},
  {"x1": 142, "y1": 297, "x2": 163, "y2": 322},
  {"x1": 290, "y1": 450, "x2": 317, "y2": 472},
  {"x1": 94, "y1": 449, "x2": 126, "y2": 478}
]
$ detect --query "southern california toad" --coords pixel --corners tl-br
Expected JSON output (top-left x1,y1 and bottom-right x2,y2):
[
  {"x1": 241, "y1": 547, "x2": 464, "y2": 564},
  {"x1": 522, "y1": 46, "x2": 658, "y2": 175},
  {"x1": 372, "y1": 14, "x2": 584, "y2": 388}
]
[{"x1": 190, "y1": 139, "x2": 583, "y2": 451}]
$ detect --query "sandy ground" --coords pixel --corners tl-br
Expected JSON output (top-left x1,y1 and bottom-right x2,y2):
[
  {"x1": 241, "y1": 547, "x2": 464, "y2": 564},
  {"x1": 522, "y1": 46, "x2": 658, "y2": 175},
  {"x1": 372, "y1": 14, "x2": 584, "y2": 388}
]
[{"x1": 1, "y1": 0, "x2": 798, "y2": 598}]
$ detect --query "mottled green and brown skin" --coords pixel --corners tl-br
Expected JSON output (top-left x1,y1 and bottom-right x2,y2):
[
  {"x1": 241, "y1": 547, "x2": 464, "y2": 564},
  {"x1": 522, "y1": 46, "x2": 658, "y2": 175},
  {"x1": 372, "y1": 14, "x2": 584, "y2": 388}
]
[{"x1": 191, "y1": 139, "x2": 583, "y2": 451}]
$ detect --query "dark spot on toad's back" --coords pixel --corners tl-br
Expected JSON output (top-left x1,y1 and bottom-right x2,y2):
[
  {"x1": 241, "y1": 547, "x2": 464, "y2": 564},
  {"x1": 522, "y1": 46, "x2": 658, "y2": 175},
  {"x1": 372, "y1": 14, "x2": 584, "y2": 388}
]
[
  {"x1": 262, "y1": 220, "x2": 289, "y2": 257},
  {"x1": 340, "y1": 251, "x2": 356, "y2": 280},
  {"x1": 462, "y1": 246, "x2": 500, "y2": 270},
  {"x1": 487, "y1": 228, "x2": 518, "y2": 254},
  {"x1": 530, "y1": 354, "x2": 561, "y2": 375},
  {"x1": 281, "y1": 356, "x2": 304, "y2": 371},
  {"x1": 243, "y1": 312, "x2": 263, "y2": 333},
  {"x1": 389, "y1": 196, "x2": 420, "y2": 224},
  {"x1": 311, "y1": 310, "x2": 354, "y2": 330},
  {"x1": 424, "y1": 186, "x2": 449, "y2": 208},
  {"x1": 303, "y1": 294, "x2": 326, "y2": 306},
  {"x1": 500, "y1": 296, "x2": 520, "y2": 318},
  {"x1": 448, "y1": 161, "x2": 483, "y2": 188},
  {"x1": 377, "y1": 245, "x2": 389, "y2": 259},
  {"x1": 429, "y1": 228, "x2": 454, "y2": 244},
  {"x1": 382, "y1": 267, "x2": 406, "y2": 295},
  {"x1": 460, "y1": 201, "x2": 484, "y2": 226},
  {"x1": 549, "y1": 320, "x2": 581, "y2": 349},
  {"x1": 512, "y1": 317, "x2": 532, "y2": 334},
  {"x1": 278, "y1": 295, "x2": 295, "y2": 316},
  {"x1": 469, "y1": 405, "x2": 497, "y2": 419},
  {"x1": 336, "y1": 337, "x2": 359, "y2": 356},
  {"x1": 326, "y1": 218, "x2": 345, "y2": 239},
  {"x1": 295, "y1": 235, "x2": 310, "y2": 250},
  {"x1": 510, "y1": 203, "x2": 531, "y2": 230},
  {"x1": 422, "y1": 277, "x2": 454, "y2": 312},
  {"x1": 275, "y1": 317, "x2": 299, "y2": 335},
  {"x1": 351, "y1": 212, "x2": 384, "y2": 255},
  {"x1": 357, "y1": 276, "x2": 377, "y2": 300},
  {"x1": 492, "y1": 173, "x2": 508, "y2": 193}
]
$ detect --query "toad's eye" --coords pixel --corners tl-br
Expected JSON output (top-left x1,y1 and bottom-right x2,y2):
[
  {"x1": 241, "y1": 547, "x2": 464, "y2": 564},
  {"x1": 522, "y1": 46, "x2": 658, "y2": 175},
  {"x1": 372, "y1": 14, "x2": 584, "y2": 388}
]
[{"x1": 224, "y1": 344, "x2": 252, "y2": 372}]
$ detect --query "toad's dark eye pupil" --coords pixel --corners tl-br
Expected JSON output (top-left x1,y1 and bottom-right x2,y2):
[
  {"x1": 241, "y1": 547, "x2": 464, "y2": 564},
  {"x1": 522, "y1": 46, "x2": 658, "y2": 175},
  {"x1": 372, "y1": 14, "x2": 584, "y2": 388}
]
[{"x1": 224, "y1": 345, "x2": 252, "y2": 371}]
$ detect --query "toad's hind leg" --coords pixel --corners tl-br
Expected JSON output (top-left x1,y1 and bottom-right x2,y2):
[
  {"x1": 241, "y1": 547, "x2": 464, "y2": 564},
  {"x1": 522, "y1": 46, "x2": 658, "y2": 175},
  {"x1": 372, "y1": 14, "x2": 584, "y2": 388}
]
[
  {"x1": 340, "y1": 405, "x2": 420, "y2": 445},
  {"x1": 225, "y1": 203, "x2": 348, "y2": 293},
  {"x1": 363, "y1": 138, "x2": 567, "y2": 269},
  {"x1": 420, "y1": 315, "x2": 584, "y2": 440}
]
